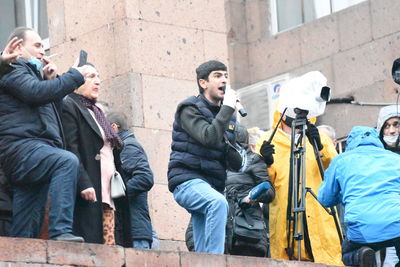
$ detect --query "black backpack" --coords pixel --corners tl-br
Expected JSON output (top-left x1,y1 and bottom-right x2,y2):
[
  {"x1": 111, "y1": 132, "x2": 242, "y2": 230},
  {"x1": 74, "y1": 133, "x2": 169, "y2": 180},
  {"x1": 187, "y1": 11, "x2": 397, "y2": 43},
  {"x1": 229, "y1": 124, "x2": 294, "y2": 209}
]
[{"x1": 225, "y1": 188, "x2": 269, "y2": 257}]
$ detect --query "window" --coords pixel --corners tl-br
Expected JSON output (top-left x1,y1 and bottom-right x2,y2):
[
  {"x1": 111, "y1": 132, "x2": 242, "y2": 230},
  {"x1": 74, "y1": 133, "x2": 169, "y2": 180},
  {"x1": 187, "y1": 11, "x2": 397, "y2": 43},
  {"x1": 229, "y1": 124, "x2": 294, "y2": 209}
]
[
  {"x1": 271, "y1": 0, "x2": 366, "y2": 33},
  {"x1": 0, "y1": 0, "x2": 49, "y2": 50}
]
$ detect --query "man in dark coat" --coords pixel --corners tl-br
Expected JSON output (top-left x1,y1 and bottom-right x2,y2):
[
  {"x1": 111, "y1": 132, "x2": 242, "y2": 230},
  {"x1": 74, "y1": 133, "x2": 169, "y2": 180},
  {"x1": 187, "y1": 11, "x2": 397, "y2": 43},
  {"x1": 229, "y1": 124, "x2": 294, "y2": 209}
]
[
  {"x1": 0, "y1": 27, "x2": 91, "y2": 241},
  {"x1": 167, "y1": 60, "x2": 239, "y2": 254},
  {"x1": 107, "y1": 111, "x2": 155, "y2": 249},
  {"x1": 0, "y1": 35, "x2": 22, "y2": 236}
]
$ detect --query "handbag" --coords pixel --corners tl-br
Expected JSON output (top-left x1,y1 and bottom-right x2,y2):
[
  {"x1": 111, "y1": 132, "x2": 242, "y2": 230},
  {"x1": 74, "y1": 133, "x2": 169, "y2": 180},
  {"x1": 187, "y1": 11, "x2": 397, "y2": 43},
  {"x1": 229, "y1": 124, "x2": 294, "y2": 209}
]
[
  {"x1": 225, "y1": 188, "x2": 268, "y2": 256},
  {"x1": 111, "y1": 171, "x2": 126, "y2": 198},
  {"x1": 233, "y1": 212, "x2": 265, "y2": 243}
]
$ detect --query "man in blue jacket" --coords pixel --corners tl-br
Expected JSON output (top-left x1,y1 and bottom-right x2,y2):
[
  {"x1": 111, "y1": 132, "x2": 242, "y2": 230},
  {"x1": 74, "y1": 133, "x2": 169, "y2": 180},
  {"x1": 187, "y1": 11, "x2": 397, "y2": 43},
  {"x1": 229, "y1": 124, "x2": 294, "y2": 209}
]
[
  {"x1": 318, "y1": 126, "x2": 400, "y2": 267},
  {"x1": 108, "y1": 111, "x2": 155, "y2": 249},
  {"x1": 0, "y1": 27, "x2": 92, "y2": 241}
]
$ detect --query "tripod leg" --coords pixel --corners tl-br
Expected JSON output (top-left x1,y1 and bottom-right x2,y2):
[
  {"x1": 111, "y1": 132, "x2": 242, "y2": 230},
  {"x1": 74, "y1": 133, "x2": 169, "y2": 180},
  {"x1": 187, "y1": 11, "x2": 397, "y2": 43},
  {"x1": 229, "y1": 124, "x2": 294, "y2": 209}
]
[{"x1": 286, "y1": 118, "x2": 311, "y2": 261}]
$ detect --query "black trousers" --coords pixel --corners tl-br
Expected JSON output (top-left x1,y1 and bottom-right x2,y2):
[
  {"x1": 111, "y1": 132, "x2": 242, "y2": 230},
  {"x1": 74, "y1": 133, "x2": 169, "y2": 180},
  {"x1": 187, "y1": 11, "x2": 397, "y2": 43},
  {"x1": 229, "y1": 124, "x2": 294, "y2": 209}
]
[
  {"x1": 342, "y1": 237, "x2": 400, "y2": 266},
  {"x1": 0, "y1": 213, "x2": 11, "y2": 236}
]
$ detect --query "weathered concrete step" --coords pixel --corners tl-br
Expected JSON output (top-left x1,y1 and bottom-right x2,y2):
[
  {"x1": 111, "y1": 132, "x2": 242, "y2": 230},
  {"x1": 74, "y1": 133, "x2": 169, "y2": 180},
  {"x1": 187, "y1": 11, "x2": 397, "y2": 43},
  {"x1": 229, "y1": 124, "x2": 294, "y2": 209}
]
[{"x1": 0, "y1": 237, "x2": 335, "y2": 267}]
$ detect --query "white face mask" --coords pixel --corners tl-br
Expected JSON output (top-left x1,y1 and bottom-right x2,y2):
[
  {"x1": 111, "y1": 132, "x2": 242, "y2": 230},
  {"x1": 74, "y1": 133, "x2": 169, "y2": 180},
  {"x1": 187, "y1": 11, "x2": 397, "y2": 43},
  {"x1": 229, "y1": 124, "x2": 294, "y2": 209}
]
[{"x1": 383, "y1": 135, "x2": 399, "y2": 147}]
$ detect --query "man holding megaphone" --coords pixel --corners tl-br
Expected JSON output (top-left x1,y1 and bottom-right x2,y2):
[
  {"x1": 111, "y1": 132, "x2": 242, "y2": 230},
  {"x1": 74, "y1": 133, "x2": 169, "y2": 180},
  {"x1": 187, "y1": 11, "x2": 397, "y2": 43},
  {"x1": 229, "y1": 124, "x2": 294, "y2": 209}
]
[{"x1": 168, "y1": 60, "x2": 245, "y2": 254}]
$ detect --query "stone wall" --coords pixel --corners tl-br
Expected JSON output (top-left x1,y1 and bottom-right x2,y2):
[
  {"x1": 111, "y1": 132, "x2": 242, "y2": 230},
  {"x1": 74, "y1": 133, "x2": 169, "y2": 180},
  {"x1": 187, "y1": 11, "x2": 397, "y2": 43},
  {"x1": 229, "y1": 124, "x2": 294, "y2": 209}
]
[{"x1": 0, "y1": 237, "x2": 336, "y2": 267}]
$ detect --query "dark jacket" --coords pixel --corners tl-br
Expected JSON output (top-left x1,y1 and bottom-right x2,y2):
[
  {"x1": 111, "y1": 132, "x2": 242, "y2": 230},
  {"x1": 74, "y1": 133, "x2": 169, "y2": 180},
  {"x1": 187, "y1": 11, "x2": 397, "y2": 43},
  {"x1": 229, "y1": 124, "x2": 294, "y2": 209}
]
[
  {"x1": 225, "y1": 148, "x2": 275, "y2": 203},
  {"x1": 0, "y1": 58, "x2": 84, "y2": 182},
  {"x1": 0, "y1": 57, "x2": 14, "y2": 79},
  {"x1": 62, "y1": 93, "x2": 130, "y2": 245},
  {"x1": 0, "y1": 57, "x2": 14, "y2": 235},
  {"x1": 224, "y1": 148, "x2": 274, "y2": 257},
  {"x1": 118, "y1": 130, "x2": 154, "y2": 242},
  {"x1": 168, "y1": 95, "x2": 236, "y2": 192}
]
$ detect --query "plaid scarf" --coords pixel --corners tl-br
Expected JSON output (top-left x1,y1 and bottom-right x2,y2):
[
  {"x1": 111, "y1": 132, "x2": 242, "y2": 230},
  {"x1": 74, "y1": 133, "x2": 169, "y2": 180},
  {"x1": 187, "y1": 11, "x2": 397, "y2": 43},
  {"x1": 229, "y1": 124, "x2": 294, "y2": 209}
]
[{"x1": 76, "y1": 94, "x2": 123, "y2": 149}]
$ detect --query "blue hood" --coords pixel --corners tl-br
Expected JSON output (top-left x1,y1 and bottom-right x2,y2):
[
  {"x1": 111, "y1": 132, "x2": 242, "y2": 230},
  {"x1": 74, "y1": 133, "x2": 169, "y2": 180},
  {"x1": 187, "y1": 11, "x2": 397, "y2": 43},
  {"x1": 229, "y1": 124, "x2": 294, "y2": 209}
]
[{"x1": 345, "y1": 126, "x2": 384, "y2": 151}]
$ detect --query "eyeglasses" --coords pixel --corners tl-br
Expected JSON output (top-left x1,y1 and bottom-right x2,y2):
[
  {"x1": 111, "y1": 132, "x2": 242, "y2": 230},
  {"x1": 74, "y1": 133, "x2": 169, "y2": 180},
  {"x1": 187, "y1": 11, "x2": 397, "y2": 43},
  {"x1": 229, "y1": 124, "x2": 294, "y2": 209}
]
[{"x1": 384, "y1": 121, "x2": 400, "y2": 129}]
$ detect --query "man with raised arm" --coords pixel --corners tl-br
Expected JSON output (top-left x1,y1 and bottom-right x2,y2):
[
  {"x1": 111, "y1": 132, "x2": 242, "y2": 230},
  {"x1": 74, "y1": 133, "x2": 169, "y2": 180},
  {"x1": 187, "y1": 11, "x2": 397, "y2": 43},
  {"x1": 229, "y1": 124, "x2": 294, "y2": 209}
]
[
  {"x1": 168, "y1": 60, "x2": 240, "y2": 254},
  {"x1": 0, "y1": 27, "x2": 92, "y2": 241}
]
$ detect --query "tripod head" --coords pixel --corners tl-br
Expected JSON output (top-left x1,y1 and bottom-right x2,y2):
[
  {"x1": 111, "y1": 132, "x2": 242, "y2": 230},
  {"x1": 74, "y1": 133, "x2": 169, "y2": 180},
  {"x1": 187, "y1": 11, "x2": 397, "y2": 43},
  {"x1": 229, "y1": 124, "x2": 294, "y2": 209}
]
[{"x1": 294, "y1": 108, "x2": 309, "y2": 120}]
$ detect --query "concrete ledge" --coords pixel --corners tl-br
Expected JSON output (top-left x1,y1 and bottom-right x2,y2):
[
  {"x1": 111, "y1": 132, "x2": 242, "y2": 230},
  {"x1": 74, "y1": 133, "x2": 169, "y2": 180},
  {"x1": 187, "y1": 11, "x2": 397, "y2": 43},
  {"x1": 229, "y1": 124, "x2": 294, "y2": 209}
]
[{"x1": 0, "y1": 237, "x2": 335, "y2": 266}]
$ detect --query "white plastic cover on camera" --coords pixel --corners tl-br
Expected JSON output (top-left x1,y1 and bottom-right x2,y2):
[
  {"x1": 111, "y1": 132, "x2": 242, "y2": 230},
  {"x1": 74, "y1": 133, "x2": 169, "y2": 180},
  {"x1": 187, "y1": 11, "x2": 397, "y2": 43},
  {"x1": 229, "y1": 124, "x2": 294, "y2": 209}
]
[{"x1": 278, "y1": 71, "x2": 330, "y2": 119}]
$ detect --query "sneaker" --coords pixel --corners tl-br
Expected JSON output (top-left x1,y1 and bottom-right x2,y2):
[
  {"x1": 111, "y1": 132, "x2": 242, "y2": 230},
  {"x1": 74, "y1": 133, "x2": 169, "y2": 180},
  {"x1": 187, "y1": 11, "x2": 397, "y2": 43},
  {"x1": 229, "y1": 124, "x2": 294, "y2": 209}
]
[
  {"x1": 51, "y1": 233, "x2": 84, "y2": 242},
  {"x1": 358, "y1": 246, "x2": 376, "y2": 267}
]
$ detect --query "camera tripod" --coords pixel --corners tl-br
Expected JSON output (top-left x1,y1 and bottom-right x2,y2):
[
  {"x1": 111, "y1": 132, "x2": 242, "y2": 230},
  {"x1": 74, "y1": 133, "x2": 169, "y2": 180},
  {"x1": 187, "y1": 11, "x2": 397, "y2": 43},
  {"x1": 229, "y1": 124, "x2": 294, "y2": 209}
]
[{"x1": 284, "y1": 108, "x2": 343, "y2": 261}]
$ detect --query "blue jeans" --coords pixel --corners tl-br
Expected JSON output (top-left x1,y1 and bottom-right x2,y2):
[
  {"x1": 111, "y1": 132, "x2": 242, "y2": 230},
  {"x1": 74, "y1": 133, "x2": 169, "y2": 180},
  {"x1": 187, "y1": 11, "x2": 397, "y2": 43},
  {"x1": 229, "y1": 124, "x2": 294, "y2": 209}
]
[
  {"x1": 132, "y1": 227, "x2": 159, "y2": 249},
  {"x1": 151, "y1": 227, "x2": 160, "y2": 250},
  {"x1": 11, "y1": 146, "x2": 79, "y2": 238},
  {"x1": 174, "y1": 179, "x2": 228, "y2": 254},
  {"x1": 133, "y1": 240, "x2": 151, "y2": 249}
]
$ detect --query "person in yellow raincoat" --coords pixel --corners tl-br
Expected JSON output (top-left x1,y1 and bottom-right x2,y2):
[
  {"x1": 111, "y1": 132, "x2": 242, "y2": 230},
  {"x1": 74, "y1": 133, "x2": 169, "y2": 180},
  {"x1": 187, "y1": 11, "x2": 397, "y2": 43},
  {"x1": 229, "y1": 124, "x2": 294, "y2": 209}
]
[{"x1": 256, "y1": 110, "x2": 343, "y2": 266}]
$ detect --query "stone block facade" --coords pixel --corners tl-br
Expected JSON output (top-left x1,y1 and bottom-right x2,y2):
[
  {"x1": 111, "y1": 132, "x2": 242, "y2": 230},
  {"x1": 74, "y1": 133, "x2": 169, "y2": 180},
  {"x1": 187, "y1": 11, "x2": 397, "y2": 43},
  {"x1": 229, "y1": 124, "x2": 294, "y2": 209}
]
[
  {"x1": 227, "y1": 0, "x2": 400, "y2": 137},
  {"x1": 43, "y1": 0, "x2": 400, "y2": 251},
  {"x1": 0, "y1": 237, "x2": 337, "y2": 267}
]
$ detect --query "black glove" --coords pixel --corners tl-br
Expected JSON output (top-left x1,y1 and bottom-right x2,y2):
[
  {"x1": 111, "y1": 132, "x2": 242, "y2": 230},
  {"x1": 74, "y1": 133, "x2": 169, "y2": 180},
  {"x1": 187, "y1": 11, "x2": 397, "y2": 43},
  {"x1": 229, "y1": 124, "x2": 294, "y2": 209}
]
[
  {"x1": 306, "y1": 123, "x2": 324, "y2": 151},
  {"x1": 260, "y1": 140, "x2": 275, "y2": 166}
]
